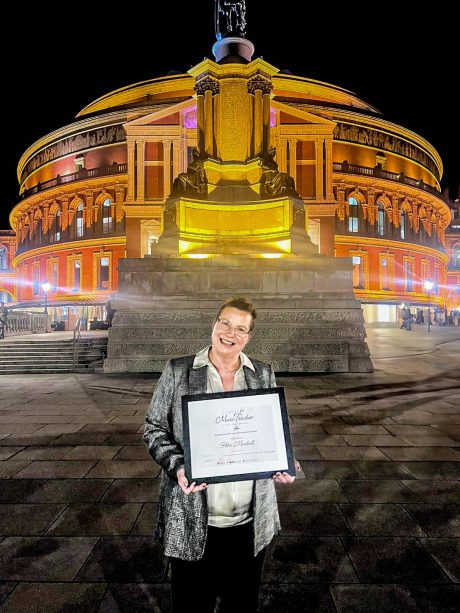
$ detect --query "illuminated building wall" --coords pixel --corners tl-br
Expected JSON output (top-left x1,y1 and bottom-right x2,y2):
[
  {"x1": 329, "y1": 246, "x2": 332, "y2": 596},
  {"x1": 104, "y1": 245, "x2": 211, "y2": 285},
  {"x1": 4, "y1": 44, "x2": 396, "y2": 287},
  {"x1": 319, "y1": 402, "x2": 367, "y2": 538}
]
[
  {"x1": 445, "y1": 198, "x2": 460, "y2": 311},
  {"x1": 0, "y1": 230, "x2": 16, "y2": 303},
  {"x1": 4, "y1": 66, "x2": 455, "y2": 325}
]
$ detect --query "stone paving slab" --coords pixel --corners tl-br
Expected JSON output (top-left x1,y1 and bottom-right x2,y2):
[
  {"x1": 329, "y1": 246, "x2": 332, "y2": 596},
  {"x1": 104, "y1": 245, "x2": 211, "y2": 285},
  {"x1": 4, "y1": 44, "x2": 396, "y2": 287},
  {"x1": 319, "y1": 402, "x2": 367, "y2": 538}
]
[
  {"x1": 0, "y1": 536, "x2": 99, "y2": 581},
  {"x1": 341, "y1": 536, "x2": 450, "y2": 583},
  {"x1": 405, "y1": 503, "x2": 460, "y2": 538},
  {"x1": 338, "y1": 503, "x2": 426, "y2": 537},
  {"x1": 0, "y1": 582, "x2": 107, "y2": 613},
  {"x1": 0, "y1": 327, "x2": 458, "y2": 611},
  {"x1": 24, "y1": 479, "x2": 113, "y2": 503}
]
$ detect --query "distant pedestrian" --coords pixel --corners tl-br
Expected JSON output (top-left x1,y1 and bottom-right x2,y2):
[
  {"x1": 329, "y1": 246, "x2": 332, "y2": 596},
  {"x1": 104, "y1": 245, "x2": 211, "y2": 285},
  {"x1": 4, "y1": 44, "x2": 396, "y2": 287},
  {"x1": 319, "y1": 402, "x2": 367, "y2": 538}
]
[{"x1": 400, "y1": 307, "x2": 411, "y2": 331}]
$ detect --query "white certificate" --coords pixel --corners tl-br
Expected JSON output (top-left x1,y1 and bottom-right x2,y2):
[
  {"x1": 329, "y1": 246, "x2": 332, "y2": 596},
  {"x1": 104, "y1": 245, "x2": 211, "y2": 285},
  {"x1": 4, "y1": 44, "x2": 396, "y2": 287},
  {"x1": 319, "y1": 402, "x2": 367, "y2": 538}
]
[{"x1": 182, "y1": 387, "x2": 294, "y2": 483}]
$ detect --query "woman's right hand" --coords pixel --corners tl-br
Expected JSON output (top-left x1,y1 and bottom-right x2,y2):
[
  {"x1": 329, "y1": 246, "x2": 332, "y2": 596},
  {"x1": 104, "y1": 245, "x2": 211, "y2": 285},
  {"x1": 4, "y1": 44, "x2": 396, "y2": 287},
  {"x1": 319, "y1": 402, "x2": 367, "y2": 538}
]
[{"x1": 177, "y1": 467, "x2": 208, "y2": 495}]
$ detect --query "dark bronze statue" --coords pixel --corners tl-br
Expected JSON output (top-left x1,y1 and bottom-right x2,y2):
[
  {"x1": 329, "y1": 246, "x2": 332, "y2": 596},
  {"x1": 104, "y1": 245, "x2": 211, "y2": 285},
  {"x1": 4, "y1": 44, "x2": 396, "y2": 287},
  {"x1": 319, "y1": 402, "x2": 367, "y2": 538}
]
[
  {"x1": 172, "y1": 149, "x2": 208, "y2": 198},
  {"x1": 215, "y1": 0, "x2": 247, "y2": 40},
  {"x1": 259, "y1": 147, "x2": 300, "y2": 198}
]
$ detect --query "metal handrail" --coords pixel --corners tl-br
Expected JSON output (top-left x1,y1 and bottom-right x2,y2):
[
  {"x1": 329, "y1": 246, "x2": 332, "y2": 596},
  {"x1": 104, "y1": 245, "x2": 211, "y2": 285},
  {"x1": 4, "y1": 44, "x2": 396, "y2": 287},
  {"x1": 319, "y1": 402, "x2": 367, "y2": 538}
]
[{"x1": 73, "y1": 318, "x2": 83, "y2": 373}]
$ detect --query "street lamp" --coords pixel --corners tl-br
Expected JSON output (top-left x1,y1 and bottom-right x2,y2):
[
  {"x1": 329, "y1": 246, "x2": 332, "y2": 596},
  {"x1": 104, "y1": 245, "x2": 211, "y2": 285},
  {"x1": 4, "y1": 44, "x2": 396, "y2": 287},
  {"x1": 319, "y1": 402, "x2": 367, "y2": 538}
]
[
  {"x1": 42, "y1": 280, "x2": 51, "y2": 333},
  {"x1": 424, "y1": 279, "x2": 434, "y2": 332}
]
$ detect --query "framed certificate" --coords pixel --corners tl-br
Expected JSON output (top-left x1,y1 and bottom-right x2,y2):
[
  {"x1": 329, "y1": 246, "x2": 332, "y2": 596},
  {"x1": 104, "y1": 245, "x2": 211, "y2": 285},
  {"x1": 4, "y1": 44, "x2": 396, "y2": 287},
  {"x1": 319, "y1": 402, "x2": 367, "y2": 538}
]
[{"x1": 182, "y1": 387, "x2": 294, "y2": 484}]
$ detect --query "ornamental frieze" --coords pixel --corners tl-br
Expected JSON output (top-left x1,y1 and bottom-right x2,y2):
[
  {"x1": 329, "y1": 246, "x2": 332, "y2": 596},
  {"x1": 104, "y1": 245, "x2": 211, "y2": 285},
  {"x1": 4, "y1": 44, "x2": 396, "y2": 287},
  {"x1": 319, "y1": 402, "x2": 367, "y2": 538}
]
[
  {"x1": 22, "y1": 124, "x2": 127, "y2": 184},
  {"x1": 108, "y1": 325, "x2": 362, "y2": 340},
  {"x1": 108, "y1": 341, "x2": 349, "y2": 357},
  {"x1": 333, "y1": 122, "x2": 438, "y2": 179},
  {"x1": 112, "y1": 309, "x2": 363, "y2": 325}
]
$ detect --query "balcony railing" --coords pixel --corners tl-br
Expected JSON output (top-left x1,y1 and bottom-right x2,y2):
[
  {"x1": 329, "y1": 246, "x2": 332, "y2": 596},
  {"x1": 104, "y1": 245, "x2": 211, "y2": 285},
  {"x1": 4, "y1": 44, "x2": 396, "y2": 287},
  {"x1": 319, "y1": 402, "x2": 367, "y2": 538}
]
[
  {"x1": 333, "y1": 162, "x2": 441, "y2": 197},
  {"x1": 17, "y1": 163, "x2": 128, "y2": 202},
  {"x1": 3, "y1": 311, "x2": 48, "y2": 336}
]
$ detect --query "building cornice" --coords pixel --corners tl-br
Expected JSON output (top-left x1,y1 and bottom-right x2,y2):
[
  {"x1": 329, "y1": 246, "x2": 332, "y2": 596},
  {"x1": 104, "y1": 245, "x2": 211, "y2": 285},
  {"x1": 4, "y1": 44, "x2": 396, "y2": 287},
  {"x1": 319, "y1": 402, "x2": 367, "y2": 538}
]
[{"x1": 287, "y1": 102, "x2": 442, "y2": 175}]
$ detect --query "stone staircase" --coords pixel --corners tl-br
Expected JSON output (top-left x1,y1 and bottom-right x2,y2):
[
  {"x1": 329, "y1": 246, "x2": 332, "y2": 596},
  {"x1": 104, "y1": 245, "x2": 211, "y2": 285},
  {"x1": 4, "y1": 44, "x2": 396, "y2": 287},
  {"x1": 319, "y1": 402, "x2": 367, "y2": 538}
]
[{"x1": 0, "y1": 337, "x2": 108, "y2": 374}]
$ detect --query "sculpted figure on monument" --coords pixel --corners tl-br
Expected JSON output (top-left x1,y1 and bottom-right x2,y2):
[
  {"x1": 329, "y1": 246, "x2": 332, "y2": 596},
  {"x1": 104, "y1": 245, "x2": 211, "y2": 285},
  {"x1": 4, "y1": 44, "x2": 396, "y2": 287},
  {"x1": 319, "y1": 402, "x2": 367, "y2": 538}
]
[
  {"x1": 259, "y1": 147, "x2": 300, "y2": 198},
  {"x1": 172, "y1": 149, "x2": 208, "y2": 198},
  {"x1": 215, "y1": 0, "x2": 247, "y2": 39}
]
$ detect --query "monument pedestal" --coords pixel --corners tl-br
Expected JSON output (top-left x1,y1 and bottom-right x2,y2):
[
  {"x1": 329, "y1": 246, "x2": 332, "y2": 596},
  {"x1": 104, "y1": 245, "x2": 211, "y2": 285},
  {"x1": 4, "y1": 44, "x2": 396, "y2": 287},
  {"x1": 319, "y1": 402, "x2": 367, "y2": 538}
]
[{"x1": 104, "y1": 254, "x2": 372, "y2": 373}]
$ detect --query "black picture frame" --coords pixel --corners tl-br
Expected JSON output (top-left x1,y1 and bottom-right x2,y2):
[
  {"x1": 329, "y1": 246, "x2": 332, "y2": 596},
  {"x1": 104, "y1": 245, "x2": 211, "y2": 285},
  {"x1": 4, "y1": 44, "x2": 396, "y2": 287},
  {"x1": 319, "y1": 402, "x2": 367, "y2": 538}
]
[{"x1": 182, "y1": 386, "x2": 294, "y2": 484}]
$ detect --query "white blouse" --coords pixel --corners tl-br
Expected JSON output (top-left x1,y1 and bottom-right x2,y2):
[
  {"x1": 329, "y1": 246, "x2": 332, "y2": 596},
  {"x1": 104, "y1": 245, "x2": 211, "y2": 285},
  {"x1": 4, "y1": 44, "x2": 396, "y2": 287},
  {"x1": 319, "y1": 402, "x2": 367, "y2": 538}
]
[{"x1": 193, "y1": 346, "x2": 255, "y2": 528}]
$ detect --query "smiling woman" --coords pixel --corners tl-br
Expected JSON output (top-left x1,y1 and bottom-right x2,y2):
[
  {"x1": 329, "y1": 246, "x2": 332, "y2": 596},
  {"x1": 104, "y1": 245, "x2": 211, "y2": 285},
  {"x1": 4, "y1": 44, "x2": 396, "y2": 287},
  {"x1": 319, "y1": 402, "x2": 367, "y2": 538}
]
[{"x1": 143, "y1": 295, "x2": 298, "y2": 612}]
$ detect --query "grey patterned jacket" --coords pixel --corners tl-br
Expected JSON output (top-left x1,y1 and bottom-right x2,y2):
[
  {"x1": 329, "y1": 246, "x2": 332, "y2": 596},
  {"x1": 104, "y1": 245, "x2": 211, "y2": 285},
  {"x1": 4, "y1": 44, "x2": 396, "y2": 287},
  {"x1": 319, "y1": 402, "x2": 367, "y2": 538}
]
[{"x1": 143, "y1": 354, "x2": 281, "y2": 561}]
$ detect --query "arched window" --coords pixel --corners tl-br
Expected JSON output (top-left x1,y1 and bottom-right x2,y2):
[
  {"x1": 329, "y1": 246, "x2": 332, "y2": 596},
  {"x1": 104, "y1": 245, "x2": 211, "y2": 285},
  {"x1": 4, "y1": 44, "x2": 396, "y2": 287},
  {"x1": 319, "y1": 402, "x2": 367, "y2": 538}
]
[
  {"x1": 0, "y1": 247, "x2": 7, "y2": 270},
  {"x1": 0, "y1": 290, "x2": 12, "y2": 303},
  {"x1": 102, "y1": 198, "x2": 113, "y2": 234},
  {"x1": 348, "y1": 197, "x2": 359, "y2": 233},
  {"x1": 50, "y1": 210, "x2": 61, "y2": 243},
  {"x1": 400, "y1": 210, "x2": 406, "y2": 240},
  {"x1": 454, "y1": 245, "x2": 460, "y2": 269},
  {"x1": 76, "y1": 203, "x2": 84, "y2": 238},
  {"x1": 377, "y1": 202, "x2": 385, "y2": 236}
]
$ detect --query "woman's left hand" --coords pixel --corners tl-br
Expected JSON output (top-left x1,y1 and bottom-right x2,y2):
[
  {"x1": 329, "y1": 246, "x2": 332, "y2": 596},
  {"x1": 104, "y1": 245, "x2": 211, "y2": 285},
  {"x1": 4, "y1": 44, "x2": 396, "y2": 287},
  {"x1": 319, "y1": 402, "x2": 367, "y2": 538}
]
[
  {"x1": 272, "y1": 460, "x2": 301, "y2": 484},
  {"x1": 272, "y1": 472, "x2": 295, "y2": 484}
]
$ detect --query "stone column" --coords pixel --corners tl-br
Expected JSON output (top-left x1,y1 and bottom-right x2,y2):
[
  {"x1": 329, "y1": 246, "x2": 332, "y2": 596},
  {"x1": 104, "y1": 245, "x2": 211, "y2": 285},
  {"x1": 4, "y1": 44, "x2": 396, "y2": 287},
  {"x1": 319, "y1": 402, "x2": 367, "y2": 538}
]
[
  {"x1": 61, "y1": 197, "x2": 69, "y2": 236},
  {"x1": 278, "y1": 140, "x2": 287, "y2": 173},
  {"x1": 127, "y1": 141, "x2": 136, "y2": 201},
  {"x1": 172, "y1": 139, "x2": 181, "y2": 180},
  {"x1": 263, "y1": 93, "x2": 271, "y2": 153},
  {"x1": 315, "y1": 139, "x2": 324, "y2": 201},
  {"x1": 85, "y1": 191, "x2": 94, "y2": 234},
  {"x1": 180, "y1": 137, "x2": 188, "y2": 174},
  {"x1": 324, "y1": 138, "x2": 334, "y2": 200},
  {"x1": 288, "y1": 139, "x2": 297, "y2": 186},
  {"x1": 253, "y1": 89, "x2": 263, "y2": 155},
  {"x1": 136, "y1": 140, "x2": 145, "y2": 203},
  {"x1": 196, "y1": 94, "x2": 205, "y2": 155},
  {"x1": 248, "y1": 76, "x2": 272, "y2": 157},
  {"x1": 42, "y1": 203, "x2": 49, "y2": 234},
  {"x1": 205, "y1": 90, "x2": 213, "y2": 156},
  {"x1": 115, "y1": 186, "x2": 125, "y2": 223},
  {"x1": 195, "y1": 76, "x2": 219, "y2": 157},
  {"x1": 367, "y1": 189, "x2": 376, "y2": 226},
  {"x1": 163, "y1": 139, "x2": 172, "y2": 199}
]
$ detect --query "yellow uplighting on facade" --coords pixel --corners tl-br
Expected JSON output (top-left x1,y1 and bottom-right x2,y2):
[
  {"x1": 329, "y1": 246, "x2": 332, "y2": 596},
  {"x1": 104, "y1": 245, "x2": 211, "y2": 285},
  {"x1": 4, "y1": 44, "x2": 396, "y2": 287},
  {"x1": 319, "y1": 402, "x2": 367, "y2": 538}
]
[{"x1": 184, "y1": 254, "x2": 212, "y2": 259}]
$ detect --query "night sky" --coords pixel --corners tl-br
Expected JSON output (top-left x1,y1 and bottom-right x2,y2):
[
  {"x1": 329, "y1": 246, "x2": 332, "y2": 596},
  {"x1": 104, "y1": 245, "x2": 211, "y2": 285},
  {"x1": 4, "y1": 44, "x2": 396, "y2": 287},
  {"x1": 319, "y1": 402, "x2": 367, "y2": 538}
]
[{"x1": 3, "y1": 2, "x2": 458, "y2": 230}]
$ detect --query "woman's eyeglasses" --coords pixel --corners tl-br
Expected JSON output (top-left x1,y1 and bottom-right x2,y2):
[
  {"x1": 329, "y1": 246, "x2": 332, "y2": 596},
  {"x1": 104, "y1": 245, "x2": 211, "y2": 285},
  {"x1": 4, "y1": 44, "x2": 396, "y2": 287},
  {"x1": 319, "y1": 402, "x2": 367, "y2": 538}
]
[{"x1": 215, "y1": 318, "x2": 251, "y2": 338}]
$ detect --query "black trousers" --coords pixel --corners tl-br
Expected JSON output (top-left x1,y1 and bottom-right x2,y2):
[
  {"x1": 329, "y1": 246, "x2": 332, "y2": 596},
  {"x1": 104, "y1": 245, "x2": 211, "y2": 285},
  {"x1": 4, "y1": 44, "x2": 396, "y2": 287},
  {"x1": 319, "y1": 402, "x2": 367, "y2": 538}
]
[{"x1": 169, "y1": 522, "x2": 266, "y2": 613}]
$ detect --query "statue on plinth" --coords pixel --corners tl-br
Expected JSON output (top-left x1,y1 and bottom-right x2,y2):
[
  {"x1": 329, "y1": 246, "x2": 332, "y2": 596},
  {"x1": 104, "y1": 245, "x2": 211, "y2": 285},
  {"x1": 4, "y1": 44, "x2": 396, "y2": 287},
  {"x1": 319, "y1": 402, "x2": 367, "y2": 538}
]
[
  {"x1": 172, "y1": 149, "x2": 208, "y2": 198},
  {"x1": 259, "y1": 147, "x2": 300, "y2": 198},
  {"x1": 215, "y1": 0, "x2": 247, "y2": 40}
]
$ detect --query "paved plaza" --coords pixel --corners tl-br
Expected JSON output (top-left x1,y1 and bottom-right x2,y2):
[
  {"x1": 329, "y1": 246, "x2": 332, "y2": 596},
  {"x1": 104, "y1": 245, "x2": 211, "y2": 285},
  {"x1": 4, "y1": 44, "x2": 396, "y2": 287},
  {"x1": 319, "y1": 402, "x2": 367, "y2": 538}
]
[{"x1": 0, "y1": 326, "x2": 459, "y2": 612}]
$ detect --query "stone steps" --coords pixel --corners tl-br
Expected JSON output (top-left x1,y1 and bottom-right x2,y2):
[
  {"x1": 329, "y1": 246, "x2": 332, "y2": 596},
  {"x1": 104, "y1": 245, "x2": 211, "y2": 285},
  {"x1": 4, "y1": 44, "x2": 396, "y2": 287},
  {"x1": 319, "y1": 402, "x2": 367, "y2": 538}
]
[{"x1": 0, "y1": 339, "x2": 108, "y2": 374}]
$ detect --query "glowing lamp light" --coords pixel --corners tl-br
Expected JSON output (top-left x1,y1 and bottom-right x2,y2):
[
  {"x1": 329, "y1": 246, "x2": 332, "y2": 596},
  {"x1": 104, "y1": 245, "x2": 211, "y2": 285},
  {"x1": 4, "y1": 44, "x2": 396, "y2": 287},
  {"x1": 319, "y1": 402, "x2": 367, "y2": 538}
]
[
  {"x1": 42, "y1": 281, "x2": 51, "y2": 293},
  {"x1": 424, "y1": 280, "x2": 434, "y2": 291}
]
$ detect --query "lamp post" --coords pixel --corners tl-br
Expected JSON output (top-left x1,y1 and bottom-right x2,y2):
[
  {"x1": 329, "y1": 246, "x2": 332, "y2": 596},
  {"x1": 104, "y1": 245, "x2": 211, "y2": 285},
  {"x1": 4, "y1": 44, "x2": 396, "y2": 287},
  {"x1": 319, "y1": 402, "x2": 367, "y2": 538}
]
[
  {"x1": 42, "y1": 280, "x2": 51, "y2": 333},
  {"x1": 424, "y1": 279, "x2": 434, "y2": 333}
]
